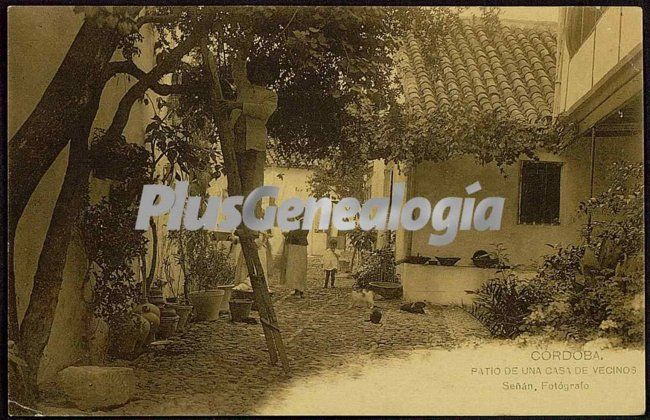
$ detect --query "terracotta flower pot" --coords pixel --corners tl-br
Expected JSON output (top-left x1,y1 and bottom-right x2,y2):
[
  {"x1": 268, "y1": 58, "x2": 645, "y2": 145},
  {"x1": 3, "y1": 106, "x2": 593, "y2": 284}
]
[
  {"x1": 216, "y1": 284, "x2": 235, "y2": 315},
  {"x1": 189, "y1": 290, "x2": 225, "y2": 321},
  {"x1": 158, "y1": 314, "x2": 179, "y2": 339},
  {"x1": 175, "y1": 304, "x2": 193, "y2": 332},
  {"x1": 231, "y1": 289, "x2": 272, "y2": 312},
  {"x1": 229, "y1": 299, "x2": 253, "y2": 322},
  {"x1": 231, "y1": 289, "x2": 254, "y2": 301},
  {"x1": 369, "y1": 281, "x2": 403, "y2": 300}
]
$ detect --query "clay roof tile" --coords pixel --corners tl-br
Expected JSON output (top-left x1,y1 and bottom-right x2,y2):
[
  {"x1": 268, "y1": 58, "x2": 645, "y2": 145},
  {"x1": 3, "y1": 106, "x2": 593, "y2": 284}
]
[{"x1": 397, "y1": 20, "x2": 556, "y2": 122}]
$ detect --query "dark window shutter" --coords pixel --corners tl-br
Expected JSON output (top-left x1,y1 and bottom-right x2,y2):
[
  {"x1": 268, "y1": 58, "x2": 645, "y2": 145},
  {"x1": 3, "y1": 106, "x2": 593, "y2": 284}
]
[{"x1": 519, "y1": 161, "x2": 561, "y2": 224}]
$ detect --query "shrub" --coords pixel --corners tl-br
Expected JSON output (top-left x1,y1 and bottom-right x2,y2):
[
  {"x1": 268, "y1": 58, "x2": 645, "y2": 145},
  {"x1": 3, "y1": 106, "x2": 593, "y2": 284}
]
[
  {"x1": 578, "y1": 161, "x2": 643, "y2": 257},
  {"x1": 525, "y1": 260, "x2": 644, "y2": 343},
  {"x1": 352, "y1": 246, "x2": 397, "y2": 289},
  {"x1": 526, "y1": 244, "x2": 584, "y2": 303},
  {"x1": 78, "y1": 186, "x2": 148, "y2": 326},
  {"x1": 468, "y1": 244, "x2": 644, "y2": 345},
  {"x1": 172, "y1": 230, "x2": 235, "y2": 291},
  {"x1": 510, "y1": 242, "x2": 643, "y2": 344},
  {"x1": 469, "y1": 270, "x2": 539, "y2": 338},
  {"x1": 520, "y1": 161, "x2": 644, "y2": 344}
]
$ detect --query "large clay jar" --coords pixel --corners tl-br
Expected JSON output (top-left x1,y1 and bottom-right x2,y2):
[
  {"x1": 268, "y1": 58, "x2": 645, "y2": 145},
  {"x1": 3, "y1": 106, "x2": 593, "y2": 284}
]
[
  {"x1": 189, "y1": 290, "x2": 224, "y2": 322},
  {"x1": 157, "y1": 304, "x2": 179, "y2": 339},
  {"x1": 133, "y1": 315, "x2": 151, "y2": 355},
  {"x1": 134, "y1": 302, "x2": 161, "y2": 319},
  {"x1": 175, "y1": 304, "x2": 194, "y2": 332},
  {"x1": 134, "y1": 306, "x2": 160, "y2": 345},
  {"x1": 109, "y1": 313, "x2": 149, "y2": 360},
  {"x1": 216, "y1": 284, "x2": 235, "y2": 316}
]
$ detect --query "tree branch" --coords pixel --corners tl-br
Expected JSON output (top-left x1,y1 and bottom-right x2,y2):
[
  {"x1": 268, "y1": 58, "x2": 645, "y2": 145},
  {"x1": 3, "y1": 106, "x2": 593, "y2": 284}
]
[
  {"x1": 104, "y1": 61, "x2": 207, "y2": 95},
  {"x1": 136, "y1": 13, "x2": 185, "y2": 28},
  {"x1": 104, "y1": 60, "x2": 146, "y2": 81},
  {"x1": 150, "y1": 82, "x2": 204, "y2": 96},
  {"x1": 105, "y1": 13, "x2": 215, "y2": 140}
]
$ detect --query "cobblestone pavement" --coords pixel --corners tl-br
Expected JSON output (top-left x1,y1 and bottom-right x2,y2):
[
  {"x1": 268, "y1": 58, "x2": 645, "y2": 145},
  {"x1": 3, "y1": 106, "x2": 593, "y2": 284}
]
[{"x1": 42, "y1": 257, "x2": 490, "y2": 416}]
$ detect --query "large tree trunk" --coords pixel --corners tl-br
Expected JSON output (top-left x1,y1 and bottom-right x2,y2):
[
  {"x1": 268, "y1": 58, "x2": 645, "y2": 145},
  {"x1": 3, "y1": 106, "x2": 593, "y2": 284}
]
[
  {"x1": 18, "y1": 130, "x2": 91, "y2": 403},
  {"x1": 8, "y1": 20, "x2": 121, "y2": 341},
  {"x1": 11, "y1": 19, "x2": 119, "y2": 401},
  {"x1": 10, "y1": 11, "x2": 213, "y2": 404}
]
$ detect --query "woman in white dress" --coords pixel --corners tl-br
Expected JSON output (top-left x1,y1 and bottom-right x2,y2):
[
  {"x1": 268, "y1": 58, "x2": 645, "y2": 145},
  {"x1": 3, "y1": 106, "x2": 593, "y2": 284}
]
[{"x1": 283, "y1": 228, "x2": 309, "y2": 298}]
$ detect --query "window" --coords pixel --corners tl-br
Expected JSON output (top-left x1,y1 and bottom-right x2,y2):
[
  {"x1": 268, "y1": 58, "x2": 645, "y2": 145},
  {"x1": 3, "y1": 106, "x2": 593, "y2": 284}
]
[
  {"x1": 565, "y1": 6, "x2": 608, "y2": 57},
  {"x1": 518, "y1": 161, "x2": 562, "y2": 225}
]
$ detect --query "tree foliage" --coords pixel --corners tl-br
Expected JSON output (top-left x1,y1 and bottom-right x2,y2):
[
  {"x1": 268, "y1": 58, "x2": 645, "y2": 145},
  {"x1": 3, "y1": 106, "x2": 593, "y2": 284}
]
[
  {"x1": 578, "y1": 161, "x2": 644, "y2": 256},
  {"x1": 363, "y1": 101, "x2": 574, "y2": 169},
  {"x1": 151, "y1": 6, "x2": 464, "y2": 162},
  {"x1": 306, "y1": 152, "x2": 371, "y2": 199},
  {"x1": 78, "y1": 184, "x2": 148, "y2": 325}
]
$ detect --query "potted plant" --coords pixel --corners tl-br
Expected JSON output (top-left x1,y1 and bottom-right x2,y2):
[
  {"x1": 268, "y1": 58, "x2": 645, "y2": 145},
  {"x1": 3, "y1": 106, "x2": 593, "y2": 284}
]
[
  {"x1": 211, "y1": 242, "x2": 236, "y2": 317},
  {"x1": 180, "y1": 231, "x2": 232, "y2": 321},
  {"x1": 353, "y1": 246, "x2": 402, "y2": 299},
  {"x1": 161, "y1": 253, "x2": 193, "y2": 332}
]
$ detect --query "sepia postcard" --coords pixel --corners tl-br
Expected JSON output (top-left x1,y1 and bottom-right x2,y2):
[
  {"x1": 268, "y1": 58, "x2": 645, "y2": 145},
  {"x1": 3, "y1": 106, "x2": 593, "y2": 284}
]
[{"x1": 5, "y1": 4, "x2": 646, "y2": 416}]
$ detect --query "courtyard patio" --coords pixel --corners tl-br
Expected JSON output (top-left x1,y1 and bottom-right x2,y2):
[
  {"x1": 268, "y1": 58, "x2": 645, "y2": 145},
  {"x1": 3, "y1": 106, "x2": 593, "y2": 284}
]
[{"x1": 38, "y1": 256, "x2": 490, "y2": 415}]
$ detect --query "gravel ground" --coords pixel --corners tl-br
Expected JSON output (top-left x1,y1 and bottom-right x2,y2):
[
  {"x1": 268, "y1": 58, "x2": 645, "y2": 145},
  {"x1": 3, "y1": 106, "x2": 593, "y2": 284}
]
[{"x1": 40, "y1": 257, "x2": 490, "y2": 416}]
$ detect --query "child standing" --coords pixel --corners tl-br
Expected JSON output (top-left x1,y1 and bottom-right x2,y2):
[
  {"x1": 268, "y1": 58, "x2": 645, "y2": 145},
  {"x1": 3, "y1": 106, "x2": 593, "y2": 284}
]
[{"x1": 323, "y1": 239, "x2": 339, "y2": 288}]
